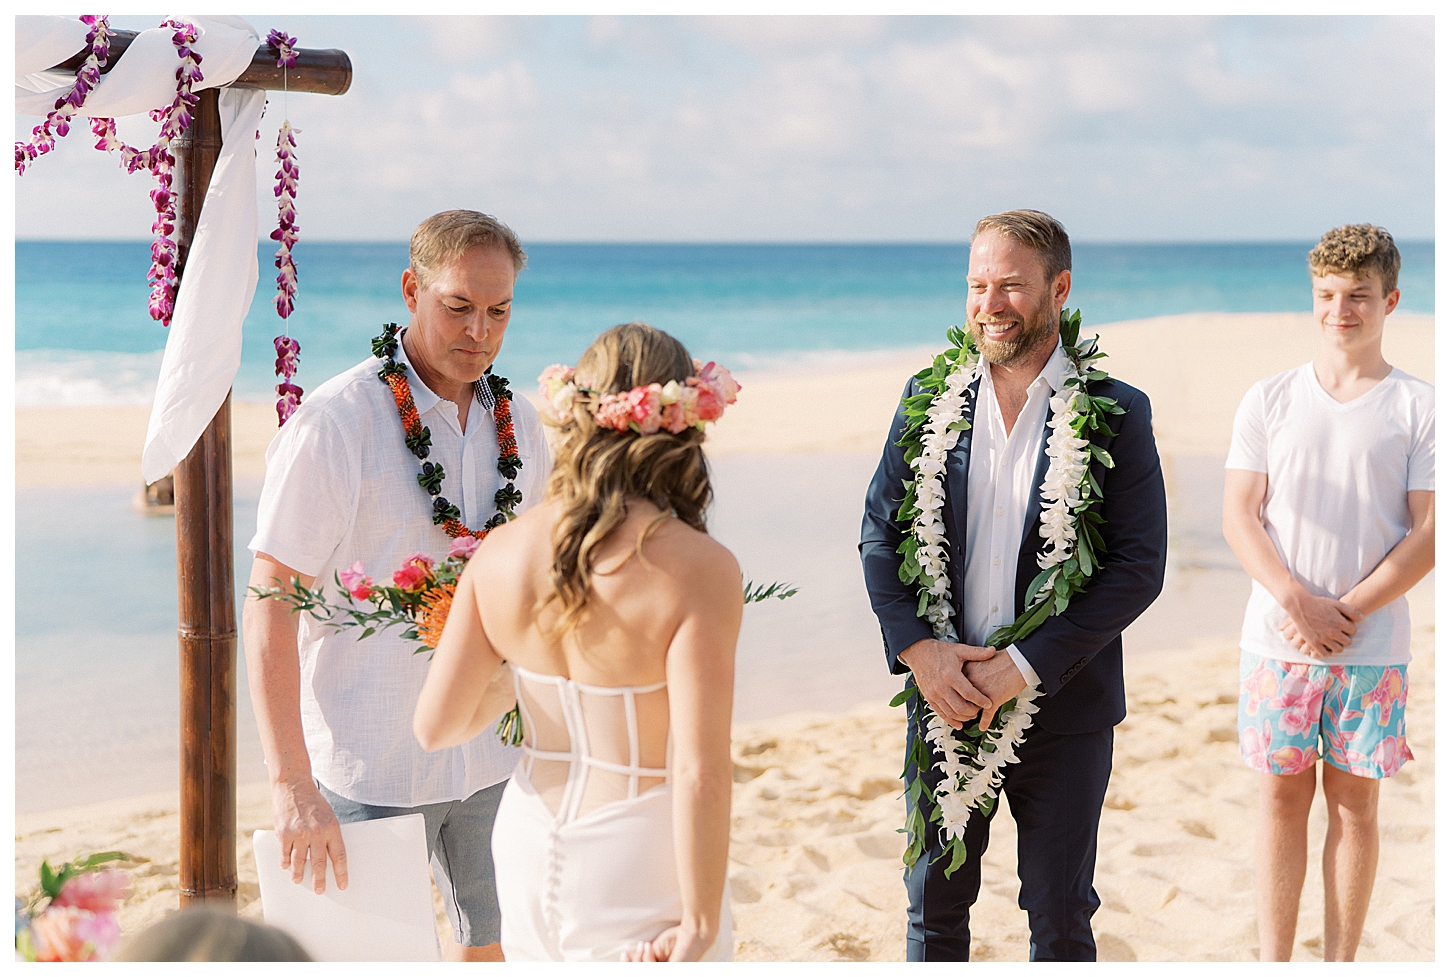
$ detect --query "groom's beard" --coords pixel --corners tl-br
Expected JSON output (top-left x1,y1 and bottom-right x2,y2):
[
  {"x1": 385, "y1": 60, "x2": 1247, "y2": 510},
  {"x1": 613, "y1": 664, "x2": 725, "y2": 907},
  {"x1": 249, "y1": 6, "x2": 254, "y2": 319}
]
[{"x1": 970, "y1": 294, "x2": 1057, "y2": 367}]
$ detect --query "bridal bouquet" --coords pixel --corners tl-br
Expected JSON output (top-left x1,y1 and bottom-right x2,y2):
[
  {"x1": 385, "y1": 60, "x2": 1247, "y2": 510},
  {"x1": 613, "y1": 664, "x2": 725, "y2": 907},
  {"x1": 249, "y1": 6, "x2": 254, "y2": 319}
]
[
  {"x1": 15, "y1": 851, "x2": 130, "y2": 962},
  {"x1": 246, "y1": 535, "x2": 534, "y2": 743},
  {"x1": 252, "y1": 537, "x2": 798, "y2": 747}
]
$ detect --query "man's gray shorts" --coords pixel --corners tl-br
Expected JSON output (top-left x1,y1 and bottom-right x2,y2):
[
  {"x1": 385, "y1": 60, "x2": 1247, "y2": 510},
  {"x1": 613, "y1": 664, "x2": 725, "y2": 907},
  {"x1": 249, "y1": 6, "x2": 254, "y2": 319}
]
[{"x1": 317, "y1": 780, "x2": 506, "y2": 947}]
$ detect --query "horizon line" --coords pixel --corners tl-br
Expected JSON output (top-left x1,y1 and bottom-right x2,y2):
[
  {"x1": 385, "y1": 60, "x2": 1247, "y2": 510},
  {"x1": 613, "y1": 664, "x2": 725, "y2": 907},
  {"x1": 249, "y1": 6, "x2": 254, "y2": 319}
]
[{"x1": 15, "y1": 237, "x2": 1438, "y2": 247}]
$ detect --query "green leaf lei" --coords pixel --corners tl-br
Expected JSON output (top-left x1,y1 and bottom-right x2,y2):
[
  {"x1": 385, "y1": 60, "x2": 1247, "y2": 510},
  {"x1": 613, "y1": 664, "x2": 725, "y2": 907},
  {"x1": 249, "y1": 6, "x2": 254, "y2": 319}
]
[{"x1": 892, "y1": 309, "x2": 1125, "y2": 875}]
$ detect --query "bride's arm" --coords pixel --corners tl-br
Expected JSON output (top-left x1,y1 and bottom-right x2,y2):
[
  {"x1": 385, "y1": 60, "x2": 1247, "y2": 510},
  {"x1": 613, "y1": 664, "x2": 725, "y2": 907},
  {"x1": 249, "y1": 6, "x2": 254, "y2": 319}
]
[
  {"x1": 413, "y1": 558, "x2": 514, "y2": 751},
  {"x1": 659, "y1": 544, "x2": 743, "y2": 961}
]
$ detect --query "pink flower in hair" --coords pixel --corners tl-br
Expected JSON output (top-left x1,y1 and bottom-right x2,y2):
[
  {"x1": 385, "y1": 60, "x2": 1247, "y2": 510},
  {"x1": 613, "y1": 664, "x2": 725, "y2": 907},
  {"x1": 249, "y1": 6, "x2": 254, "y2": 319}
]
[
  {"x1": 697, "y1": 361, "x2": 740, "y2": 405},
  {"x1": 594, "y1": 394, "x2": 633, "y2": 432},
  {"x1": 539, "y1": 364, "x2": 573, "y2": 386},
  {"x1": 661, "y1": 400, "x2": 688, "y2": 434},
  {"x1": 691, "y1": 383, "x2": 725, "y2": 423},
  {"x1": 625, "y1": 383, "x2": 664, "y2": 433},
  {"x1": 674, "y1": 383, "x2": 701, "y2": 427}
]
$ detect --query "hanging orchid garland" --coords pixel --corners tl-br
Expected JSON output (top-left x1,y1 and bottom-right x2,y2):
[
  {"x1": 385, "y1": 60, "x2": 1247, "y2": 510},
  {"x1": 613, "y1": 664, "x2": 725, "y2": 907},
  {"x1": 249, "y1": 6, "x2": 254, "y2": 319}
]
[
  {"x1": 14, "y1": 15, "x2": 112, "y2": 175},
  {"x1": 89, "y1": 19, "x2": 204, "y2": 327},
  {"x1": 266, "y1": 29, "x2": 304, "y2": 425}
]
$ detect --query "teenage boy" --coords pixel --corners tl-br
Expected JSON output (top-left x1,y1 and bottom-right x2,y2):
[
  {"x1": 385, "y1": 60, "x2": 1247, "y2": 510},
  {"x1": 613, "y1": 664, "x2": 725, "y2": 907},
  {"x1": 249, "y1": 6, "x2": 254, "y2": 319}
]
[{"x1": 1222, "y1": 223, "x2": 1433, "y2": 962}]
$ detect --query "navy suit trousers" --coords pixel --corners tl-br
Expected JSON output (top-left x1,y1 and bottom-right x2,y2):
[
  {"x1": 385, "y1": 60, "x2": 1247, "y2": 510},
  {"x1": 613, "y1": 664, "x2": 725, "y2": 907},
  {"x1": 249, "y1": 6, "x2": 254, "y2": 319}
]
[{"x1": 905, "y1": 721, "x2": 1114, "y2": 962}]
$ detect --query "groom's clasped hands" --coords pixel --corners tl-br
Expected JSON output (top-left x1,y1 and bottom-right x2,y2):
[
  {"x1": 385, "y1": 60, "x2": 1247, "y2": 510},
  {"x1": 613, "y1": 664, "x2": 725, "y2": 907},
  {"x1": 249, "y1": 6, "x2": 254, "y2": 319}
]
[{"x1": 897, "y1": 638, "x2": 1029, "y2": 730}]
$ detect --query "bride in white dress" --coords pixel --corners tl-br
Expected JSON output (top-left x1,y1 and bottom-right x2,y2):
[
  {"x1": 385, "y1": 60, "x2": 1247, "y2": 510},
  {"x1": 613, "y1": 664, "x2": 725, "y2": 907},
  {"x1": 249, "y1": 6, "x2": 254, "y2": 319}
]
[{"x1": 413, "y1": 323, "x2": 743, "y2": 961}]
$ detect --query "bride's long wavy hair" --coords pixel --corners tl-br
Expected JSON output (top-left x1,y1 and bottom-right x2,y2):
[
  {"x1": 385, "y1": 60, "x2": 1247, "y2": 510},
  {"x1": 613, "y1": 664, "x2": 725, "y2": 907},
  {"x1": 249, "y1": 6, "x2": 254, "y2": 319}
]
[{"x1": 539, "y1": 322, "x2": 712, "y2": 636}]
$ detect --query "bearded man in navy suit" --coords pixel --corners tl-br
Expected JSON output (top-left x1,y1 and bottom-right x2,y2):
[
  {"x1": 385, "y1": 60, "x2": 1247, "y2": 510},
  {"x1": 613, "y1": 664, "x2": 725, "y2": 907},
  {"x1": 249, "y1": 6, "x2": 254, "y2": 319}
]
[{"x1": 860, "y1": 210, "x2": 1168, "y2": 961}]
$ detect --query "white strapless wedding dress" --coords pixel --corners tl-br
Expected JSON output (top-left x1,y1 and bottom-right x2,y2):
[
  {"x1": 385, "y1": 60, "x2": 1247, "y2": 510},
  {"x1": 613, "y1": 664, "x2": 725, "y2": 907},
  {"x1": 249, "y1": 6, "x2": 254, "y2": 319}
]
[{"x1": 491, "y1": 665, "x2": 732, "y2": 961}]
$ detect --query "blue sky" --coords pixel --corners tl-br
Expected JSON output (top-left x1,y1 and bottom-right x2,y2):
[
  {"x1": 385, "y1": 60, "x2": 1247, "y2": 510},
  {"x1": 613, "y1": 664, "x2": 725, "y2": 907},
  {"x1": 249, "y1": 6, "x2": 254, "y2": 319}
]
[{"x1": 14, "y1": 14, "x2": 1434, "y2": 242}]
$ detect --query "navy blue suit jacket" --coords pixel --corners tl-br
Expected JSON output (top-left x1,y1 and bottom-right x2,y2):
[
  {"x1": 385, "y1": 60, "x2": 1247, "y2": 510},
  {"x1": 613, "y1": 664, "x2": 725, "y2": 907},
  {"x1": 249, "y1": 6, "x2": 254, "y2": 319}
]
[{"x1": 859, "y1": 368, "x2": 1168, "y2": 734}]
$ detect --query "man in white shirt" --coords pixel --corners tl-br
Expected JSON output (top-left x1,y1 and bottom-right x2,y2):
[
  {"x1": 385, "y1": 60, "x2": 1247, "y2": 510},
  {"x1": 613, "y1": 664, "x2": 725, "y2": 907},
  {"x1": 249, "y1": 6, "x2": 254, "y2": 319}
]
[
  {"x1": 243, "y1": 211, "x2": 552, "y2": 961},
  {"x1": 1223, "y1": 224, "x2": 1434, "y2": 962},
  {"x1": 860, "y1": 210, "x2": 1168, "y2": 960}
]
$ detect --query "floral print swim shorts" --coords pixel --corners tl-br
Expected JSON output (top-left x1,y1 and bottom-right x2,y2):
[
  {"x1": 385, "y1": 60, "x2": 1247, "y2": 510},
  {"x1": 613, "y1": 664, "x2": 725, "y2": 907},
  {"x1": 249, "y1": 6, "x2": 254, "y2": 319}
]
[{"x1": 1237, "y1": 651, "x2": 1413, "y2": 779}]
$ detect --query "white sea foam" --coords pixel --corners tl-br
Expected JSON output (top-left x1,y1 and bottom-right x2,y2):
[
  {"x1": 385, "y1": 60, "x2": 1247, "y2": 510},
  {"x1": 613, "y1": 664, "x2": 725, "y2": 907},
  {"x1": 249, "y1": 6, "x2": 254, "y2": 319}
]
[{"x1": 15, "y1": 348, "x2": 165, "y2": 406}]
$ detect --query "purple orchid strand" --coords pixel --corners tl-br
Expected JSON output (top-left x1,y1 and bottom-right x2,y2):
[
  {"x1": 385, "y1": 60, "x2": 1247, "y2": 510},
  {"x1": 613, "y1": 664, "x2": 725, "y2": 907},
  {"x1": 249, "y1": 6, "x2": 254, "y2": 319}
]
[
  {"x1": 89, "y1": 19, "x2": 203, "y2": 327},
  {"x1": 266, "y1": 29, "x2": 299, "y2": 69},
  {"x1": 268, "y1": 29, "x2": 304, "y2": 425},
  {"x1": 274, "y1": 336, "x2": 303, "y2": 424},
  {"x1": 15, "y1": 15, "x2": 112, "y2": 175},
  {"x1": 271, "y1": 121, "x2": 301, "y2": 319}
]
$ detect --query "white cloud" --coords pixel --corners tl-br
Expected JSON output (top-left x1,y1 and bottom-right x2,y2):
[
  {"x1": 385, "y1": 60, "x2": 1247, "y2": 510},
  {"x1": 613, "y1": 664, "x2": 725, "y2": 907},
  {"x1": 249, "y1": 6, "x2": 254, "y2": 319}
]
[{"x1": 13, "y1": 14, "x2": 1434, "y2": 242}]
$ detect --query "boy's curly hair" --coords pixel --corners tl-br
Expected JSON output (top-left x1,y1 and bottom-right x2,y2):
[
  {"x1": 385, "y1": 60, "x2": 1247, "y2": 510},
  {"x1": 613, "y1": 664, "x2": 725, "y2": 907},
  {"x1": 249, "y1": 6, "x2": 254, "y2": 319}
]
[{"x1": 1308, "y1": 224, "x2": 1400, "y2": 296}]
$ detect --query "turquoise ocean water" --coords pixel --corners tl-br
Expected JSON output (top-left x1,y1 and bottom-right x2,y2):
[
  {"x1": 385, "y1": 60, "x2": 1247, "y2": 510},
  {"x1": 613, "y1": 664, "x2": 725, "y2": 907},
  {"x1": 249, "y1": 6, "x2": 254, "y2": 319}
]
[
  {"x1": 15, "y1": 240, "x2": 1436, "y2": 406},
  {"x1": 13, "y1": 241, "x2": 1436, "y2": 813}
]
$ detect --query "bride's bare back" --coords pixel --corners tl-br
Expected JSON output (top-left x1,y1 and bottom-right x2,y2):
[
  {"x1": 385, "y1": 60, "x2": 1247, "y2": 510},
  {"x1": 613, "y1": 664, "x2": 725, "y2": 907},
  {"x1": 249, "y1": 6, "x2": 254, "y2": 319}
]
[{"x1": 463, "y1": 497, "x2": 739, "y2": 818}]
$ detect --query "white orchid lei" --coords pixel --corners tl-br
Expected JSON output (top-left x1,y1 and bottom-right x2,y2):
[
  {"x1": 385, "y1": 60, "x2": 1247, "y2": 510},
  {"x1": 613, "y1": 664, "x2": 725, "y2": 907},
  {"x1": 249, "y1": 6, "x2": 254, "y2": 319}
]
[{"x1": 891, "y1": 309, "x2": 1125, "y2": 876}]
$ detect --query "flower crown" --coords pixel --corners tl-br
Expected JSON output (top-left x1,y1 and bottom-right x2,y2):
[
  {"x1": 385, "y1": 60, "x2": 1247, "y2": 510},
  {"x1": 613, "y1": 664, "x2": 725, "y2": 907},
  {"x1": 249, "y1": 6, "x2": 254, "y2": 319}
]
[{"x1": 538, "y1": 359, "x2": 740, "y2": 435}]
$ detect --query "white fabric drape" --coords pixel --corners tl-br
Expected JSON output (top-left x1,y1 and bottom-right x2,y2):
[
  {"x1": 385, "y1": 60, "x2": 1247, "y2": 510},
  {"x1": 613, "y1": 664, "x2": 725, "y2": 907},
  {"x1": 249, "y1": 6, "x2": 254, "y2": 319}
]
[
  {"x1": 15, "y1": 15, "x2": 267, "y2": 484},
  {"x1": 142, "y1": 87, "x2": 267, "y2": 482}
]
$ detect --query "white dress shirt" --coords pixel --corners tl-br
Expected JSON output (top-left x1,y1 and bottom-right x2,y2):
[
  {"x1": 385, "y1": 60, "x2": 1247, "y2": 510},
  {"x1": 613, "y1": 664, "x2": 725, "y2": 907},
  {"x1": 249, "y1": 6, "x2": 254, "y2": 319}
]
[
  {"x1": 249, "y1": 339, "x2": 552, "y2": 807},
  {"x1": 959, "y1": 342, "x2": 1071, "y2": 688}
]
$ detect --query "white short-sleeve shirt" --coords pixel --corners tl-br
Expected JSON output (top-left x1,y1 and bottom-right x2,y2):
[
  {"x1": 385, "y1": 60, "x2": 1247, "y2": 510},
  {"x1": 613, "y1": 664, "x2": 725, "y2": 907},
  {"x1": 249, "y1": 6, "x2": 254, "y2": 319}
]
[
  {"x1": 249, "y1": 339, "x2": 552, "y2": 807},
  {"x1": 1226, "y1": 362, "x2": 1434, "y2": 666}
]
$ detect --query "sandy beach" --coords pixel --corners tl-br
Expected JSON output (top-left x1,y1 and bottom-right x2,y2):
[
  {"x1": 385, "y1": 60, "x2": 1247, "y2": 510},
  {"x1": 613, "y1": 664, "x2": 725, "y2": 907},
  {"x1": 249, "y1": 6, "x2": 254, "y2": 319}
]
[
  {"x1": 15, "y1": 311, "x2": 1434, "y2": 487},
  {"x1": 14, "y1": 311, "x2": 1435, "y2": 960}
]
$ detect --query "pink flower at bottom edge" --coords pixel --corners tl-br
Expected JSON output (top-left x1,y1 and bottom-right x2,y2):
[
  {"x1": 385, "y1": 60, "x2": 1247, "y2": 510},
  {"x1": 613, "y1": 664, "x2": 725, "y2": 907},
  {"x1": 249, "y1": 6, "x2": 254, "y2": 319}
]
[{"x1": 30, "y1": 906, "x2": 121, "y2": 962}]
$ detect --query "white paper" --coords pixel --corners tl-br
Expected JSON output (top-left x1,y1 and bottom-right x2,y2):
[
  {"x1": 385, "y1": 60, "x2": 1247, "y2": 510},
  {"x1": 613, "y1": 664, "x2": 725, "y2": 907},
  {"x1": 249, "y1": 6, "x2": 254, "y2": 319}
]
[{"x1": 253, "y1": 814, "x2": 442, "y2": 962}]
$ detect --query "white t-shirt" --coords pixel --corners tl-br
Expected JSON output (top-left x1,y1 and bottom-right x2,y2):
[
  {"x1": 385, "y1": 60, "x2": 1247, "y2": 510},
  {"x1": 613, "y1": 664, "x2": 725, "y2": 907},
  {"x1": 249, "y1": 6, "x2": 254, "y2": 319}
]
[
  {"x1": 1226, "y1": 362, "x2": 1434, "y2": 666},
  {"x1": 249, "y1": 341, "x2": 552, "y2": 807}
]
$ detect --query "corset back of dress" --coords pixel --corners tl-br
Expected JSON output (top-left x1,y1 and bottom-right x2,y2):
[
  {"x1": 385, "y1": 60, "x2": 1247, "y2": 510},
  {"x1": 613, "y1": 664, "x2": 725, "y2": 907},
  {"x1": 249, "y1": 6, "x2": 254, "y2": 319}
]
[{"x1": 513, "y1": 665, "x2": 671, "y2": 821}]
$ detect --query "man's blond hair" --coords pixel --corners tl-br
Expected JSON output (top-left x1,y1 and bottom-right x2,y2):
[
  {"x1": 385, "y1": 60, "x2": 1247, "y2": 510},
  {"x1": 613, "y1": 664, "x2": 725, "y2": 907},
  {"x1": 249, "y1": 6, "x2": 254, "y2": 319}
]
[
  {"x1": 972, "y1": 209, "x2": 1072, "y2": 281},
  {"x1": 1308, "y1": 224, "x2": 1400, "y2": 296},
  {"x1": 409, "y1": 210, "x2": 526, "y2": 286}
]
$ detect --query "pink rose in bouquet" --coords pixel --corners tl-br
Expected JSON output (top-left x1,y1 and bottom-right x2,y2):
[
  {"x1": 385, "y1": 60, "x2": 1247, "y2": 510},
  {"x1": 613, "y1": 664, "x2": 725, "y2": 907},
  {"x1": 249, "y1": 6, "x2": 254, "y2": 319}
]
[
  {"x1": 393, "y1": 553, "x2": 435, "y2": 592},
  {"x1": 338, "y1": 561, "x2": 375, "y2": 601},
  {"x1": 448, "y1": 535, "x2": 482, "y2": 560}
]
